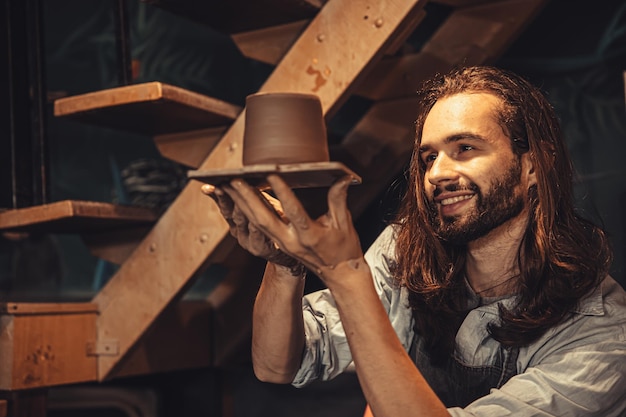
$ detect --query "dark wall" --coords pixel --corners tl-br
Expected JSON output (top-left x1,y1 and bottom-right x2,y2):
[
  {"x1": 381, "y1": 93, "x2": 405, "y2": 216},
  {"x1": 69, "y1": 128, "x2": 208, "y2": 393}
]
[{"x1": 500, "y1": 0, "x2": 626, "y2": 286}]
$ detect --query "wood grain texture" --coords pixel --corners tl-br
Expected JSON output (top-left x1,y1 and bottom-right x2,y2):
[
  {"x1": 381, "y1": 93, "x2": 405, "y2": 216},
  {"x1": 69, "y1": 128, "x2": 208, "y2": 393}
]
[
  {"x1": 356, "y1": 0, "x2": 549, "y2": 100},
  {"x1": 0, "y1": 304, "x2": 97, "y2": 390},
  {"x1": 54, "y1": 82, "x2": 242, "y2": 135},
  {"x1": 0, "y1": 200, "x2": 158, "y2": 234},
  {"x1": 93, "y1": 0, "x2": 427, "y2": 381}
]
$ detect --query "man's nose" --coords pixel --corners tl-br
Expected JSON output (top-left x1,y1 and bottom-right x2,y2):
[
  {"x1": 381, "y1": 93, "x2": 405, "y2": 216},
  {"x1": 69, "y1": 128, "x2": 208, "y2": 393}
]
[{"x1": 427, "y1": 154, "x2": 460, "y2": 186}]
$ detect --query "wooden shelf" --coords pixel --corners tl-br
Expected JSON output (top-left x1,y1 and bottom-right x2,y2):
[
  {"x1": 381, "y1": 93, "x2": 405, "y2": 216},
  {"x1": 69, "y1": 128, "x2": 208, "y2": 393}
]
[
  {"x1": 0, "y1": 200, "x2": 158, "y2": 234},
  {"x1": 54, "y1": 82, "x2": 242, "y2": 136},
  {"x1": 142, "y1": 0, "x2": 324, "y2": 33}
]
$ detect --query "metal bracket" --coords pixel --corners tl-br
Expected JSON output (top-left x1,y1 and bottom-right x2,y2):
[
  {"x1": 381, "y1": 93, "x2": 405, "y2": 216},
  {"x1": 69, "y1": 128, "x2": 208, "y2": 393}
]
[{"x1": 86, "y1": 340, "x2": 120, "y2": 356}]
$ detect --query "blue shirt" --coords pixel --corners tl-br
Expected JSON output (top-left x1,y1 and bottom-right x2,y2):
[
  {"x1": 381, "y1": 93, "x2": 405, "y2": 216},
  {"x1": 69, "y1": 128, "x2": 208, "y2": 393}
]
[{"x1": 293, "y1": 225, "x2": 626, "y2": 416}]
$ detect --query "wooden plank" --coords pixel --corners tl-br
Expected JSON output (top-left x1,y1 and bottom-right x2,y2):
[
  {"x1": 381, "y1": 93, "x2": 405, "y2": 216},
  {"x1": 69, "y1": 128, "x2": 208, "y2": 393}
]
[
  {"x1": 232, "y1": 9, "x2": 425, "y2": 66},
  {"x1": 54, "y1": 82, "x2": 242, "y2": 136},
  {"x1": 0, "y1": 200, "x2": 158, "y2": 234},
  {"x1": 94, "y1": 0, "x2": 427, "y2": 381},
  {"x1": 0, "y1": 305, "x2": 97, "y2": 390},
  {"x1": 153, "y1": 126, "x2": 227, "y2": 169},
  {"x1": 336, "y1": 98, "x2": 419, "y2": 218},
  {"x1": 354, "y1": 51, "x2": 451, "y2": 100},
  {"x1": 106, "y1": 300, "x2": 214, "y2": 378},
  {"x1": 356, "y1": 0, "x2": 549, "y2": 100},
  {"x1": 421, "y1": 0, "x2": 548, "y2": 66},
  {"x1": 81, "y1": 226, "x2": 152, "y2": 265},
  {"x1": 0, "y1": 302, "x2": 97, "y2": 315},
  {"x1": 110, "y1": 246, "x2": 265, "y2": 378},
  {"x1": 143, "y1": 0, "x2": 324, "y2": 34},
  {"x1": 231, "y1": 20, "x2": 310, "y2": 65}
]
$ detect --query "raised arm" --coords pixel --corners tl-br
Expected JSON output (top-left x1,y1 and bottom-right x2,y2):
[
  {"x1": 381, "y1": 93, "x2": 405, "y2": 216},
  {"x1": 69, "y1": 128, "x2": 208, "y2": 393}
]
[
  {"x1": 252, "y1": 261, "x2": 307, "y2": 382},
  {"x1": 202, "y1": 184, "x2": 306, "y2": 383},
  {"x1": 220, "y1": 175, "x2": 449, "y2": 417}
]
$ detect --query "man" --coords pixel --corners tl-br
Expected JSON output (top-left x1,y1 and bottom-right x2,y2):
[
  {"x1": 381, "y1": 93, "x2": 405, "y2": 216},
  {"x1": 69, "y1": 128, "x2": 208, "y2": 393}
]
[{"x1": 203, "y1": 66, "x2": 626, "y2": 416}]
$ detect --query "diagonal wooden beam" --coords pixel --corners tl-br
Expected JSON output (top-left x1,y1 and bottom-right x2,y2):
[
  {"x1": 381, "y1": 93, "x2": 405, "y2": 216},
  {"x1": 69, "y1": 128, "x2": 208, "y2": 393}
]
[
  {"x1": 355, "y1": 0, "x2": 549, "y2": 100},
  {"x1": 93, "y1": 0, "x2": 427, "y2": 381}
]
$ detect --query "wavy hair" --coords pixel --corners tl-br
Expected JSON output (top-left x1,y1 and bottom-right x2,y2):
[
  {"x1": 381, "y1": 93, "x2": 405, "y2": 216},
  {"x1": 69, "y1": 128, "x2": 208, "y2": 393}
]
[{"x1": 392, "y1": 66, "x2": 613, "y2": 360}]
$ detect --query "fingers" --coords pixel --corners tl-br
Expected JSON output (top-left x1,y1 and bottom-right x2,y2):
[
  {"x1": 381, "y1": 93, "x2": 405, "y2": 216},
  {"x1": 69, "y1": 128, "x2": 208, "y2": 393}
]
[
  {"x1": 266, "y1": 175, "x2": 312, "y2": 230},
  {"x1": 327, "y1": 175, "x2": 353, "y2": 226},
  {"x1": 227, "y1": 178, "x2": 289, "y2": 237},
  {"x1": 230, "y1": 204, "x2": 249, "y2": 237},
  {"x1": 200, "y1": 184, "x2": 215, "y2": 194},
  {"x1": 201, "y1": 183, "x2": 234, "y2": 215}
]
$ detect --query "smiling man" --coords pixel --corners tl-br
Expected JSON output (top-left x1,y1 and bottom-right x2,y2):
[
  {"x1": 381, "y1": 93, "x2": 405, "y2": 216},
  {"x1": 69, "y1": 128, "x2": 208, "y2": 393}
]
[{"x1": 204, "y1": 66, "x2": 626, "y2": 416}]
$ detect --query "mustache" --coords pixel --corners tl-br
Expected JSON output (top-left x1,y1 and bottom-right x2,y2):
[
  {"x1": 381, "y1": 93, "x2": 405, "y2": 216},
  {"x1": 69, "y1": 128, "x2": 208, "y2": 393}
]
[{"x1": 433, "y1": 182, "x2": 479, "y2": 198}]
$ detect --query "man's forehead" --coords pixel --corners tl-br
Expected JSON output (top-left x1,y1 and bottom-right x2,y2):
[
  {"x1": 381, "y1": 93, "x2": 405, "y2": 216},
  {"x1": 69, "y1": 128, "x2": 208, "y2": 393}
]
[{"x1": 420, "y1": 93, "x2": 506, "y2": 145}]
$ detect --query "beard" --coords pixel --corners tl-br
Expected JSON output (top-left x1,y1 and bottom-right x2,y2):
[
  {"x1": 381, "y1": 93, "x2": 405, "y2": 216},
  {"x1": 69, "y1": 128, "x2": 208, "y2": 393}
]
[{"x1": 426, "y1": 161, "x2": 525, "y2": 245}]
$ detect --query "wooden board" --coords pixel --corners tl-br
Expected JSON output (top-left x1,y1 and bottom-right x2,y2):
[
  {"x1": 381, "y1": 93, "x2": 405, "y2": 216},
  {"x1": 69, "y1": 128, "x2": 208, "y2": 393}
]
[
  {"x1": 93, "y1": 0, "x2": 428, "y2": 381},
  {"x1": 231, "y1": 20, "x2": 310, "y2": 65},
  {"x1": 356, "y1": 0, "x2": 549, "y2": 100},
  {"x1": 421, "y1": 0, "x2": 548, "y2": 66},
  {"x1": 0, "y1": 303, "x2": 98, "y2": 315},
  {"x1": 0, "y1": 200, "x2": 158, "y2": 234},
  {"x1": 188, "y1": 161, "x2": 361, "y2": 189},
  {"x1": 54, "y1": 82, "x2": 242, "y2": 136},
  {"x1": 105, "y1": 300, "x2": 214, "y2": 378},
  {"x1": 232, "y1": 8, "x2": 424, "y2": 66},
  {"x1": 0, "y1": 303, "x2": 98, "y2": 390},
  {"x1": 153, "y1": 127, "x2": 228, "y2": 168}
]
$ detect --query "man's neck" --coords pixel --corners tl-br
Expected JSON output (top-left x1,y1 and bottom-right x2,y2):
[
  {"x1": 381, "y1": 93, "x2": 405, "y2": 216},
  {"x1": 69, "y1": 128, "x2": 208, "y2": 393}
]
[{"x1": 465, "y1": 212, "x2": 528, "y2": 297}]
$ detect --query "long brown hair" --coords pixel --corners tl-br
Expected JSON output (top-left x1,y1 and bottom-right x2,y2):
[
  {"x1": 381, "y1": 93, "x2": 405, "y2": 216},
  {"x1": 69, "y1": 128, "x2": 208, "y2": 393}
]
[{"x1": 393, "y1": 66, "x2": 613, "y2": 360}]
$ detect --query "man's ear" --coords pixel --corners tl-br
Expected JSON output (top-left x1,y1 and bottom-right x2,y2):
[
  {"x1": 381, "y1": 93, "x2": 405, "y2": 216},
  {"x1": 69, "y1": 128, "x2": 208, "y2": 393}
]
[{"x1": 521, "y1": 152, "x2": 537, "y2": 189}]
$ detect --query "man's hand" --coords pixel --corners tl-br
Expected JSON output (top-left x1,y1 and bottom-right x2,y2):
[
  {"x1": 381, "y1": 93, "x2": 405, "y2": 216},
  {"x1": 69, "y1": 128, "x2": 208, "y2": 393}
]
[
  {"x1": 220, "y1": 174, "x2": 363, "y2": 285},
  {"x1": 201, "y1": 183, "x2": 304, "y2": 276}
]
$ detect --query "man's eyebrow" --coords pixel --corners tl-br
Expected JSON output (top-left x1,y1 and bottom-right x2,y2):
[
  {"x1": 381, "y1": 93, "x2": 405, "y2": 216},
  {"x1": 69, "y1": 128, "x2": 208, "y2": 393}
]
[{"x1": 419, "y1": 133, "x2": 488, "y2": 153}]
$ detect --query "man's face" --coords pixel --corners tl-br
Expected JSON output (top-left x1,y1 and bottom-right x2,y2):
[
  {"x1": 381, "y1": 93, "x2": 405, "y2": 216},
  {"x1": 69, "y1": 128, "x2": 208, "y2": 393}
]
[{"x1": 418, "y1": 93, "x2": 534, "y2": 245}]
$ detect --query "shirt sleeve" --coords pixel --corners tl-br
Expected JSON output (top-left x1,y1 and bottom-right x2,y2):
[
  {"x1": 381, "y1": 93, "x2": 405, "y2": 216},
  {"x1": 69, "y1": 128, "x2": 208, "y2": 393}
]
[{"x1": 291, "y1": 225, "x2": 414, "y2": 387}]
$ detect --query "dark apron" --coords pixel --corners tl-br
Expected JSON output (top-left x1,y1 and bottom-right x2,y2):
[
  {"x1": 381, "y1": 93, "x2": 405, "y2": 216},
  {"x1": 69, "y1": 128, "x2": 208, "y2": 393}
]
[{"x1": 411, "y1": 329, "x2": 520, "y2": 408}]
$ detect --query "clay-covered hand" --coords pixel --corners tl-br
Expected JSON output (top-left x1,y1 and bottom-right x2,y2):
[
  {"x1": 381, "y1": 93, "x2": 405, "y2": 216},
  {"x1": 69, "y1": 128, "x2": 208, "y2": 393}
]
[
  {"x1": 222, "y1": 174, "x2": 363, "y2": 283},
  {"x1": 201, "y1": 183, "x2": 304, "y2": 275}
]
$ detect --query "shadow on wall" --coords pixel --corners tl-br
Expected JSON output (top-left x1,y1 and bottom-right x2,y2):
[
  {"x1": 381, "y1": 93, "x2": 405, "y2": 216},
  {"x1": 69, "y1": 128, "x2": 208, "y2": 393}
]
[{"x1": 499, "y1": 0, "x2": 626, "y2": 288}]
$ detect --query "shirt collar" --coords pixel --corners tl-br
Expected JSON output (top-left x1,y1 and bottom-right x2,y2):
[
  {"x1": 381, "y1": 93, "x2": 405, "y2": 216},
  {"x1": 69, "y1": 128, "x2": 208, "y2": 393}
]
[
  {"x1": 467, "y1": 279, "x2": 605, "y2": 316},
  {"x1": 572, "y1": 282, "x2": 604, "y2": 316}
]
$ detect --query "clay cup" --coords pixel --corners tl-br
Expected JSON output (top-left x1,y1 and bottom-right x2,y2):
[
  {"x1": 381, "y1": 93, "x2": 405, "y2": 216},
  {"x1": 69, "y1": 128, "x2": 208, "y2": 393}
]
[{"x1": 242, "y1": 92, "x2": 329, "y2": 165}]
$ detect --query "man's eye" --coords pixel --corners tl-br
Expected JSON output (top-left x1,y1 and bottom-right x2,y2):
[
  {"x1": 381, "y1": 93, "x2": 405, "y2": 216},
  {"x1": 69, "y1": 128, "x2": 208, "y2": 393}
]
[
  {"x1": 459, "y1": 145, "x2": 474, "y2": 152},
  {"x1": 422, "y1": 153, "x2": 437, "y2": 163}
]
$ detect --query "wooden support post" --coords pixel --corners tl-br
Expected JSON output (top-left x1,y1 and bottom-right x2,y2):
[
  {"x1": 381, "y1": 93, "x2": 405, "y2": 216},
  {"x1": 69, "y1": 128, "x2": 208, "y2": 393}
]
[{"x1": 93, "y1": 0, "x2": 427, "y2": 381}]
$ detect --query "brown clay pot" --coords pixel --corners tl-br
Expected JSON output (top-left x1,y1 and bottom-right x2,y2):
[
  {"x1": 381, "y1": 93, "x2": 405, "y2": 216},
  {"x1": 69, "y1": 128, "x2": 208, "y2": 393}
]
[{"x1": 243, "y1": 92, "x2": 329, "y2": 165}]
